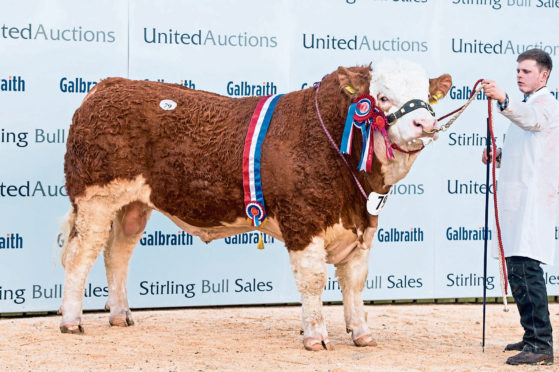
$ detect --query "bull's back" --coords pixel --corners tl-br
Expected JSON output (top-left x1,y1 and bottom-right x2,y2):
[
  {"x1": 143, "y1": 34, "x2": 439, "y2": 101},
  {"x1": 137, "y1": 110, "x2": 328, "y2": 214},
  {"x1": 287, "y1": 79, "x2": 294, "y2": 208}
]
[{"x1": 64, "y1": 78, "x2": 258, "y2": 206}]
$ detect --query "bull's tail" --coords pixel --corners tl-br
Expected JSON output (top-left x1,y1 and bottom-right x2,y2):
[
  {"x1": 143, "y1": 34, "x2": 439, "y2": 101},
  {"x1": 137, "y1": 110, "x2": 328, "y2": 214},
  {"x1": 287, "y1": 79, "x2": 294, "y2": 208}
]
[{"x1": 59, "y1": 206, "x2": 77, "y2": 269}]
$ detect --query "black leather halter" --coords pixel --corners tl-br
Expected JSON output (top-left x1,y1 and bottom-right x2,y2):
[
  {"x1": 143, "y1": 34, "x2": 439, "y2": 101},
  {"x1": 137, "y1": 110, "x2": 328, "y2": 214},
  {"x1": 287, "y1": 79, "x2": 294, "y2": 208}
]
[{"x1": 386, "y1": 99, "x2": 435, "y2": 125}]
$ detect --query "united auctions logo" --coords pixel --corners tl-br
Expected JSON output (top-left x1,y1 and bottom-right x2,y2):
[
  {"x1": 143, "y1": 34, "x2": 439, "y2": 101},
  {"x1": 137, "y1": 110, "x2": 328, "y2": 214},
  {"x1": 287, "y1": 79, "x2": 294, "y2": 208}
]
[
  {"x1": 143, "y1": 28, "x2": 278, "y2": 48},
  {"x1": 1, "y1": 23, "x2": 115, "y2": 43},
  {"x1": 303, "y1": 33, "x2": 428, "y2": 52},
  {"x1": 451, "y1": 38, "x2": 559, "y2": 56}
]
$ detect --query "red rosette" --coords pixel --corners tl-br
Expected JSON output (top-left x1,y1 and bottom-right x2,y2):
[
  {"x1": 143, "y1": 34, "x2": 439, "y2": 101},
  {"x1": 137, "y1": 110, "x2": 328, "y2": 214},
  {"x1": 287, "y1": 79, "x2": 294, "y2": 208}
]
[
  {"x1": 372, "y1": 111, "x2": 388, "y2": 130},
  {"x1": 352, "y1": 94, "x2": 375, "y2": 122}
]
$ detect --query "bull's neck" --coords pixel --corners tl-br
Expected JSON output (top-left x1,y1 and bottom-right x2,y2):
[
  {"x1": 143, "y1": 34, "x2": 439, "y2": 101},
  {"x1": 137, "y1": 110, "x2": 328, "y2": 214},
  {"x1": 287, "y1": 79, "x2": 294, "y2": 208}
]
[{"x1": 313, "y1": 83, "x2": 350, "y2": 136}]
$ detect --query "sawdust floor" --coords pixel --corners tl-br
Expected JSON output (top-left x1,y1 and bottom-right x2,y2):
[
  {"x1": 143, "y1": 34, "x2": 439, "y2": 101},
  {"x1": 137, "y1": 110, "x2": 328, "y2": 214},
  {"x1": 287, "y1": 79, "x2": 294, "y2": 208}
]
[{"x1": 1, "y1": 303, "x2": 558, "y2": 371}]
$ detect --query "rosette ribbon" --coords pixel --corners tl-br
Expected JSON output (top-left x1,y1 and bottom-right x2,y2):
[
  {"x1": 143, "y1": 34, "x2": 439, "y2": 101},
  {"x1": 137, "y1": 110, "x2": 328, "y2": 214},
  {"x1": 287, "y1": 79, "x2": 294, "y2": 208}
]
[{"x1": 339, "y1": 94, "x2": 394, "y2": 172}]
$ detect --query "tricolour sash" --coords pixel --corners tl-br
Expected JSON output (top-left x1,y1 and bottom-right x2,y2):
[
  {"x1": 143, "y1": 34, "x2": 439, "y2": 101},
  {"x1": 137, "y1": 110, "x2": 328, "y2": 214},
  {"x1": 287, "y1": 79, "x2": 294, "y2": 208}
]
[{"x1": 243, "y1": 94, "x2": 284, "y2": 227}]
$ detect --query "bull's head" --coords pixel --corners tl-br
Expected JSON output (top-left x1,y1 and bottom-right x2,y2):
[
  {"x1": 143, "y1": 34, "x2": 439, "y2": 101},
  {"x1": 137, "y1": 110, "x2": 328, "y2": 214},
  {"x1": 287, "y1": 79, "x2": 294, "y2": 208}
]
[{"x1": 368, "y1": 59, "x2": 452, "y2": 152}]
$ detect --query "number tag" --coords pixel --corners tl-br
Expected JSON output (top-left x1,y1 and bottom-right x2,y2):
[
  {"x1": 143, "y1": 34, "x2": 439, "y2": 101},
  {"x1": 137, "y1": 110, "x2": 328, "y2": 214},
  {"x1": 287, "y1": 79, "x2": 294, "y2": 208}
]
[
  {"x1": 366, "y1": 192, "x2": 388, "y2": 216},
  {"x1": 159, "y1": 99, "x2": 177, "y2": 111}
]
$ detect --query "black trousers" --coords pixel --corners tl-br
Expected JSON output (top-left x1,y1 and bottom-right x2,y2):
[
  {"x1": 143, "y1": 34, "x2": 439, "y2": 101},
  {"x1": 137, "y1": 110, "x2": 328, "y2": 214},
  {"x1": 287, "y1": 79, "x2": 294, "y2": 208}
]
[{"x1": 506, "y1": 256, "x2": 553, "y2": 355}]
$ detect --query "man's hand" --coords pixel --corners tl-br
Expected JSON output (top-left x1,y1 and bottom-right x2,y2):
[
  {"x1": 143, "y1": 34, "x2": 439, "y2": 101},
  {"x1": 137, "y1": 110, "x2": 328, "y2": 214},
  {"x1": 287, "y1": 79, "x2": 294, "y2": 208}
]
[
  {"x1": 482, "y1": 80, "x2": 507, "y2": 103},
  {"x1": 482, "y1": 147, "x2": 502, "y2": 167}
]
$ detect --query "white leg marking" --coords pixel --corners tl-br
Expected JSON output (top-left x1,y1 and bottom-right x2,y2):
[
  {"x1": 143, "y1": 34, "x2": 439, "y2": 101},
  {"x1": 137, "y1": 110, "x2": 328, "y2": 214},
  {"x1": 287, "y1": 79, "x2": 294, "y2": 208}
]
[
  {"x1": 60, "y1": 175, "x2": 153, "y2": 333},
  {"x1": 60, "y1": 199, "x2": 117, "y2": 332},
  {"x1": 289, "y1": 237, "x2": 331, "y2": 350},
  {"x1": 335, "y1": 230, "x2": 377, "y2": 347}
]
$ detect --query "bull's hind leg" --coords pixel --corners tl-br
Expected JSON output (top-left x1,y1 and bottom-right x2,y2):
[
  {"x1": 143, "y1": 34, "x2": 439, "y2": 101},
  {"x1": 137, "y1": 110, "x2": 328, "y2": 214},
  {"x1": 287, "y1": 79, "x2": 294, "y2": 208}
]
[
  {"x1": 335, "y1": 246, "x2": 376, "y2": 347},
  {"x1": 104, "y1": 202, "x2": 151, "y2": 327},
  {"x1": 289, "y1": 237, "x2": 332, "y2": 351},
  {"x1": 60, "y1": 199, "x2": 118, "y2": 334}
]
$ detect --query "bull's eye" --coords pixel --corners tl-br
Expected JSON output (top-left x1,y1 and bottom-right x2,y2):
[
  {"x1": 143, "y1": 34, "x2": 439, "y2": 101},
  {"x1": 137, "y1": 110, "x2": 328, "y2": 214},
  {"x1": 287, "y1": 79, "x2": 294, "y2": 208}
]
[{"x1": 379, "y1": 96, "x2": 389, "y2": 103}]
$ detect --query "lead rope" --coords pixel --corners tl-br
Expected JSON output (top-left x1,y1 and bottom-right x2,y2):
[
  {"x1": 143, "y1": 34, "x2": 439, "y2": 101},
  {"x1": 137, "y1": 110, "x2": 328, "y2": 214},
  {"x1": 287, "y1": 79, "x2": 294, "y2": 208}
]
[
  {"x1": 425, "y1": 80, "x2": 484, "y2": 133},
  {"x1": 487, "y1": 98, "x2": 509, "y2": 311},
  {"x1": 436, "y1": 81, "x2": 508, "y2": 310}
]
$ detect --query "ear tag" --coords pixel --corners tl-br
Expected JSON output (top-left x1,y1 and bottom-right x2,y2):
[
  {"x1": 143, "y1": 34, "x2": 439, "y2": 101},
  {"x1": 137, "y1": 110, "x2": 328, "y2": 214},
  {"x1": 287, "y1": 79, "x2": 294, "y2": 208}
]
[
  {"x1": 345, "y1": 86, "x2": 356, "y2": 94},
  {"x1": 429, "y1": 92, "x2": 443, "y2": 105}
]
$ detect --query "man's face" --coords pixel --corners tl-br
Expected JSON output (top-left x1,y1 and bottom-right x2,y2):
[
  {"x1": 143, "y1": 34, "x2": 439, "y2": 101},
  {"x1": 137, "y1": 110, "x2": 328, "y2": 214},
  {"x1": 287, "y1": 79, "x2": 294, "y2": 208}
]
[{"x1": 516, "y1": 59, "x2": 549, "y2": 95}]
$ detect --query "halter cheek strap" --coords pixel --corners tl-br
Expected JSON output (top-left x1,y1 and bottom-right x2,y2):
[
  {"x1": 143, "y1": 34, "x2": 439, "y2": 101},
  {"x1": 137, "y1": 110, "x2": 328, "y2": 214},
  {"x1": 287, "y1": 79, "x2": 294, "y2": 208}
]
[{"x1": 386, "y1": 99, "x2": 435, "y2": 125}]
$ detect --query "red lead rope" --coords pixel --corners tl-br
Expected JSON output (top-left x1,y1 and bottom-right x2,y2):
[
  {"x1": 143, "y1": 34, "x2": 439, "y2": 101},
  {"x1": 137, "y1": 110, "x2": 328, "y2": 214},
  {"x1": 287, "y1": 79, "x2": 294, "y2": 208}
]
[
  {"x1": 486, "y1": 97, "x2": 508, "y2": 295},
  {"x1": 437, "y1": 81, "x2": 508, "y2": 295}
]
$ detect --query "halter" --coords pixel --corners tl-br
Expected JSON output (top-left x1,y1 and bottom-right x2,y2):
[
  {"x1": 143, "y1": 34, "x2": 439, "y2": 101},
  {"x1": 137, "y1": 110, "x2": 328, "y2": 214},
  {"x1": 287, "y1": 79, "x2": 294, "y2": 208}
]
[{"x1": 386, "y1": 99, "x2": 435, "y2": 125}]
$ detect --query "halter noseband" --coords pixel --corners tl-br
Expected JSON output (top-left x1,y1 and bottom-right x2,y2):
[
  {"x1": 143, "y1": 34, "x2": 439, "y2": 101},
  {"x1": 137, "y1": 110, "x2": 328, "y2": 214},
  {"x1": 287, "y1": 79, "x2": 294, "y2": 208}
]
[{"x1": 386, "y1": 99, "x2": 435, "y2": 125}]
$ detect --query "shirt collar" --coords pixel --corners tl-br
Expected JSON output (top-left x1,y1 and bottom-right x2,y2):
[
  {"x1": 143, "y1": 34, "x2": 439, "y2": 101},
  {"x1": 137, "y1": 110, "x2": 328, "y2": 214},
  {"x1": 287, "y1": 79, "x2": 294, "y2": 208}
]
[{"x1": 523, "y1": 86, "x2": 548, "y2": 102}]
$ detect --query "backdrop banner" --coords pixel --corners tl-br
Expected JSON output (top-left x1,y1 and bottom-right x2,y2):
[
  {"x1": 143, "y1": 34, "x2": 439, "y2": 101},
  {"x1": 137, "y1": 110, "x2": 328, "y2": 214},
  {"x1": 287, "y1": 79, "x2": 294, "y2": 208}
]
[{"x1": 1, "y1": 0, "x2": 558, "y2": 313}]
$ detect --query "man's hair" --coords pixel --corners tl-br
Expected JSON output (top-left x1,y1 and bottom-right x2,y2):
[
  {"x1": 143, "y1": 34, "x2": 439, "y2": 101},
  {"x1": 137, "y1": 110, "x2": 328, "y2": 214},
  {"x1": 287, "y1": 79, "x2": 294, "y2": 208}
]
[{"x1": 517, "y1": 48, "x2": 553, "y2": 73}]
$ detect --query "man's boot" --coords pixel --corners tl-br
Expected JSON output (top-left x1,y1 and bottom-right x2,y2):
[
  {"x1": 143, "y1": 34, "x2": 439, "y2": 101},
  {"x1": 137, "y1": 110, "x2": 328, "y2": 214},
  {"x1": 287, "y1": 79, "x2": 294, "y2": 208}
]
[
  {"x1": 506, "y1": 351, "x2": 553, "y2": 365},
  {"x1": 504, "y1": 341, "x2": 525, "y2": 351}
]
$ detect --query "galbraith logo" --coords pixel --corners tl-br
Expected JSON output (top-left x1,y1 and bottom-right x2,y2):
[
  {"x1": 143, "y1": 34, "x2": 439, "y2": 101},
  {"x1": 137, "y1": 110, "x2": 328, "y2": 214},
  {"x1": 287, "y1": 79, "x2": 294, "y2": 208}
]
[
  {"x1": 59, "y1": 77, "x2": 99, "y2": 93},
  {"x1": 1, "y1": 23, "x2": 115, "y2": 43},
  {"x1": 226, "y1": 81, "x2": 277, "y2": 97},
  {"x1": 143, "y1": 28, "x2": 277, "y2": 48},
  {"x1": 144, "y1": 78, "x2": 196, "y2": 89},
  {"x1": 224, "y1": 232, "x2": 275, "y2": 245},
  {"x1": 1, "y1": 128, "x2": 66, "y2": 148},
  {"x1": 303, "y1": 33, "x2": 428, "y2": 52},
  {"x1": 0, "y1": 181, "x2": 66, "y2": 197},
  {"x1": 0, "y1": 233, "x2": 23, "y2": 249},
  {"x1": 451, "y1": 38, "x2": 559, "y2": 56},
  {"x1": 446, "y1": 226, "x2": 492, "y2": 241},
  {"x1": 377, "y1": 227, "x2": 424, "y2": 242},
  {"x1": 139, "y1": 230, "x2": 193, "y2": 247},
  {"x1": 448, "y1": 85, "x2": 488, "y2": 101},
  {"x1": 1, "y1": 76, "x2": 25, "y2": 92}
]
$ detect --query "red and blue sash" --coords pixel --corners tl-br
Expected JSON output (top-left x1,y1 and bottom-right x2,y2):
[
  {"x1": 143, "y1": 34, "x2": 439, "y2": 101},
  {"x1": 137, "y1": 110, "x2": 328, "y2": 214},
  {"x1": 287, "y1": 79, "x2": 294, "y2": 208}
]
[{"x1": 243, "y1": 94, "x2": 284, "y2": 227}]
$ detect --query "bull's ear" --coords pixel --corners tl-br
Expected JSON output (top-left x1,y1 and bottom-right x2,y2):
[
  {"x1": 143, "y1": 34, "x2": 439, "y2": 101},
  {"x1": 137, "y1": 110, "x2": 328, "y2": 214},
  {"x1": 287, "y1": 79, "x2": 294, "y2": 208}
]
[
  {"x1": 428, "y1": 74, "x2": 452, "y2": 104},
  {"x1": 337, "y1": 66, "x2": 370, "y2": 98}
]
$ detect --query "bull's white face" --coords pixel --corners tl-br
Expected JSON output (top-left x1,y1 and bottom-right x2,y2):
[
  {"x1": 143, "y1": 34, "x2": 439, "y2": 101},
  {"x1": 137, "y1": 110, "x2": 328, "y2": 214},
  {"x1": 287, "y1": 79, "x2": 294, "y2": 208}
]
[{"x1": 370, "y1": 59, "x2": 438, "y2": 151}]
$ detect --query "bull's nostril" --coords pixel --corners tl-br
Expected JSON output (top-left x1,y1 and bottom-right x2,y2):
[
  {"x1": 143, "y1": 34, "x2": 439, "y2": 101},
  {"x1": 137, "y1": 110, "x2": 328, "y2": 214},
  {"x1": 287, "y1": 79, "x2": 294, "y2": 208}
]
[{"x1": 414, "y1": 121, "x2": 422, "y2": 128}]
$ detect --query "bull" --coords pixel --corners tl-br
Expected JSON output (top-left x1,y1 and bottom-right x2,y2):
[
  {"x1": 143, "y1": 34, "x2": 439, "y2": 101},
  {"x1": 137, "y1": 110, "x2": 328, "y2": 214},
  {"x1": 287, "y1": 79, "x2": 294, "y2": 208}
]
[{"x1": 59, "y1": 59, "x2": 451, "y2": 350}]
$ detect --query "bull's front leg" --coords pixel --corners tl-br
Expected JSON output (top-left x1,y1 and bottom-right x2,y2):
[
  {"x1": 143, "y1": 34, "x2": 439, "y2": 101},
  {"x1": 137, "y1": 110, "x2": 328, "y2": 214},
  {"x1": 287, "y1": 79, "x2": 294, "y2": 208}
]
[
  {"x1": 289, "y1": 236, "x2": 332, "y2": 351},
  {"x1": 335, "y1": 244, "x2": 377, "y2": 347}
]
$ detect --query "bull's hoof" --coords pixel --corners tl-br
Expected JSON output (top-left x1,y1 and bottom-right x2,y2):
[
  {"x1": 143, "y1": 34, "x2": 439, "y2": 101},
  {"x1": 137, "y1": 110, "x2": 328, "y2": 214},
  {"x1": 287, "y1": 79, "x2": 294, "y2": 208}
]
[
  {"x1": 60, "y1": 323, "x2": 84, "y2": 334},
  {"x1": 353, "y1": 334, "x2": 377, "y2": 347},
  {"x1": 303, "y1": 338, "x2": 334, "y2": 351},
  {"x1": 109, "y1": 314, "x2": 134, "y2": 327}
]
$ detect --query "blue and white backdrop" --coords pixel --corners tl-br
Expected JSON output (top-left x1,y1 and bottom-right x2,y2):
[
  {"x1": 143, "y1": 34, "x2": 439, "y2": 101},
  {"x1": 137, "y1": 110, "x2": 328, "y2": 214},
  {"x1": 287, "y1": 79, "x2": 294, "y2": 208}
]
[{"x1": 1, "y1": 0, "x2": 559, "y2": 312}]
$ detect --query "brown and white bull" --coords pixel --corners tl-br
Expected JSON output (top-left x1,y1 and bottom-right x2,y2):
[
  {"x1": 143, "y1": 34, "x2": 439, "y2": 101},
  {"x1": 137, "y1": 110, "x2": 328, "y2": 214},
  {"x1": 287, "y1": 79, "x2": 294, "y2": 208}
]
[{"x1": 59, "y1": 59, "x2": 451, "y2": 350}]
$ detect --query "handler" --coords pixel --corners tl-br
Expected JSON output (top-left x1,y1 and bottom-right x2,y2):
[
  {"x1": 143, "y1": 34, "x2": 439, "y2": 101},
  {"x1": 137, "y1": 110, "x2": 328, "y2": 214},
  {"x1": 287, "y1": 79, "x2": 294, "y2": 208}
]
[{"x1": 482, "y1": 48, "x2": 559, "y2": 366}]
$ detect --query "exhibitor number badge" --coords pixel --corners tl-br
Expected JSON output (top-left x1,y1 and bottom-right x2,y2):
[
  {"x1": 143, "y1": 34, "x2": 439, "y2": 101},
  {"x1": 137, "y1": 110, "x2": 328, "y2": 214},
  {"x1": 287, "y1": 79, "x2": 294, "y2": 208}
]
[{"x1": 367, "y1": 192, "x2": 388, "y2": 216}]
